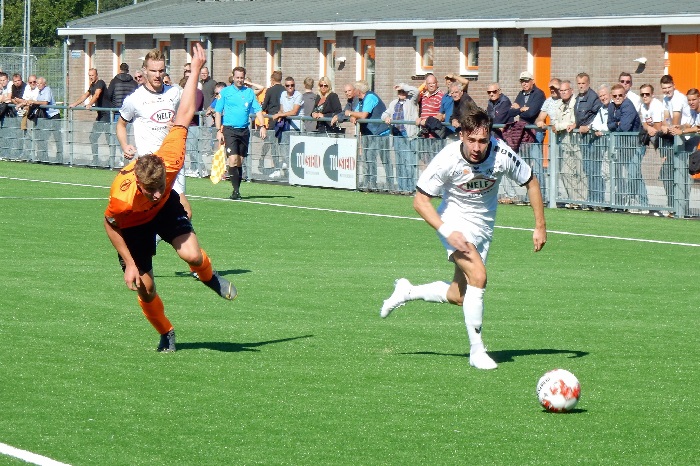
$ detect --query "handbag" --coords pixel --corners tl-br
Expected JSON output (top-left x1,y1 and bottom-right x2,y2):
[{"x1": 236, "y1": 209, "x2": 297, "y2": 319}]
[
  {"x1": 638, "y1": 129, "x2": 651, "y2": 146},
  {"x1": 209, "y1": 145, "x2": 227, "y2": 184},
  {"x1": 688, "y1": 150, "x2": 700, "y2": 176}
]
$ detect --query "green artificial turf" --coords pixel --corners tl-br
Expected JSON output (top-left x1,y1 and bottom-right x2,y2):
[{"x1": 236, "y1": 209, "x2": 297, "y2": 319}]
[{"x1": 0, "y1": 160, "x2": 698, "y2": 465}]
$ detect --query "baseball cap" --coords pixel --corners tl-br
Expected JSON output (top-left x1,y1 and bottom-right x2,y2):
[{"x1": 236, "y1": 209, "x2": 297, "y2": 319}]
[{"x1": 519, "y1": 71, "x2": 533, "y2": 81}]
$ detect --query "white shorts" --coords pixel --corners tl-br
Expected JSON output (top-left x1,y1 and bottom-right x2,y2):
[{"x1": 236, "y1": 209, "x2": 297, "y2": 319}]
[
  {"x1": 173, "y1": 168, "x2": 186, "y2": 194},
  {"x1": 437, "y1": 222, "x2": 492, "y2": 265}
]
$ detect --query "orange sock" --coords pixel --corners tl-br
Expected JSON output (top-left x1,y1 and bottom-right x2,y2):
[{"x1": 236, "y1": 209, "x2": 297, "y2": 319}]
[
  {"x1": 138, "y1": 294, "x2": 173, "y2": 335},
  {"x1": 190, "y1": 248, "x2": 214, "y2": 282}
]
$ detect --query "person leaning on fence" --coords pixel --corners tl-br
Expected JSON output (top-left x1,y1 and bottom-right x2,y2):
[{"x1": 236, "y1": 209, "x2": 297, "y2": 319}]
[
  {"x1": 33, "y1": 77, "x2": 63, "y2": 163},
  {"x1": 659, "y1": 75, "x2": 691, "y2": 212},
  {"x1": 574, "y1": 72, "x2": 603, "y2": 208},
  {"x1": 608, "y1": 83, "x2": 642, "y2": 208},
  {"x1": 214, "y1": 66, "x2": 266, "y2": 200},
  {"x1": 104, "y1": 43, "x2": 236, "y2": 354},
  {"x1": 311, "y1": 76, "x2": 343, "y2": 134},
  {"x1": 70, "y1": 68, "x2": 111, "y2": 166},
  {"x1": 346, "y1": 79, "x2": 392, "y2": 190},
  {"x1": 382, "y1": 83, "x2": 419, "y2": 193},
  {"x1": 330, "y1": 83, "x2": 359, "y2": 136},
  {"x1": 553, "y1": 80, "x2": 587, "y2": 204}
]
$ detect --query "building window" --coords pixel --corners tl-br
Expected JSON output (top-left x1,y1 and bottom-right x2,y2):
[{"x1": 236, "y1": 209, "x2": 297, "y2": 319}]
[
  {"x1": 463, "y1": 38, "x2": 479, "y2": 72},
  {"x1": 269, "y1": 39, "x2": 282, "y2": 72},
  {"x1": 114, "y1": 40, "x2": 125, "y2": 74},
  {"x1": 420, "y1": 38, "x2": 434, "y2": 70},
  {"x1": 235, "y1": 40, "x2": 246, "y2": 68},
  {"x1": 87, "y1": 41, "x2": 96, "y2": 69},
  {"x1": 323, "y1": 40, "x2": 336, "y2": 83},
  {"x1": 360, "y1": 38, "x2": 375, "y2": 91},
  {"x1": 158, "y1": 40, "x2": 171, "y2": 73}
]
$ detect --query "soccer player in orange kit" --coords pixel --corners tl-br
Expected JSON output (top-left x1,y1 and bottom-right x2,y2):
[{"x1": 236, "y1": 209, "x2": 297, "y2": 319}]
[{"x1": 104, "y1": 43, "x2": 235, "y2": 352}]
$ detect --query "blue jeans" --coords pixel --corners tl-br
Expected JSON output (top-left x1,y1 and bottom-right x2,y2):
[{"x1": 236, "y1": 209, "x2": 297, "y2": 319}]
[
  {"x1": 362, "y1": 134, "x2": 391, "y2": 189},
  {"x1": 393, "y1": 136, "x2": 416, "y2": 192}
]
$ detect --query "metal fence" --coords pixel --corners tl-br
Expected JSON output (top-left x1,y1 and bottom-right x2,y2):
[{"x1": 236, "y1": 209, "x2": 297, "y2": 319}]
[
  {"x1": 1, "y1": 106, "x2": 698, "y2": 218},
  {"x1": 0, "y1": 47, "x2": 65, "y2": 104}
]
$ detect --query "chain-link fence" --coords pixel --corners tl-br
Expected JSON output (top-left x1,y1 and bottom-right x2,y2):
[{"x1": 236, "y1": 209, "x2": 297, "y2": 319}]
[{"x1": 0, "y1": 47, "x2": 65, "y2": 103}]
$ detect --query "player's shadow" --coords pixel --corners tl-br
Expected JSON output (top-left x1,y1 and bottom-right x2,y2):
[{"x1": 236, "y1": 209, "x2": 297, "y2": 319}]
[
  {"x1": 401, "y1": 348, "x2": 589, "y2": 364},
  {"x1": 540, "y1": 408, "x2": 587, "y2": 414},
  {"x1": 177, "y1": 334, "x2": 313, "y2": 352},
  {"x1": 173, "y1": 268, "x2": 251, "y2": 278}
]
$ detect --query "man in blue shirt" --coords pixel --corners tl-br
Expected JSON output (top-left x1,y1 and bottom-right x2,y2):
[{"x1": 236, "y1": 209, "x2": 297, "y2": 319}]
[
  {"x1": 214, "y1": 67, "x2": 266, "y2": 200},
  {"x1": 345, "y1": 79, "x2": 392, "y2": 190},
  {"x1": 34, "y1": 76, "x2": 63, "y2": 163}
]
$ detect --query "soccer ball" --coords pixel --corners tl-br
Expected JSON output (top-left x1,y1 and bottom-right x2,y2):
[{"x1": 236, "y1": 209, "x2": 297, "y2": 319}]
[{"x1": 536, "y1": 369, "x2": 581, "y2": 412}]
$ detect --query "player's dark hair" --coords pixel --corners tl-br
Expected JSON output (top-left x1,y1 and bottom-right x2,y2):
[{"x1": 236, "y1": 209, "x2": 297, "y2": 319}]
[{"x1": 458, "y1": 102, "x2": 490, "y2": 134}]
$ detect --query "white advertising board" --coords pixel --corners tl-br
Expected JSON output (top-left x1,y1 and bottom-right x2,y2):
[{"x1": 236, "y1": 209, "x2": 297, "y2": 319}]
[{"x1": 287, "y1": 135, "x2": 358, "y2": 190}]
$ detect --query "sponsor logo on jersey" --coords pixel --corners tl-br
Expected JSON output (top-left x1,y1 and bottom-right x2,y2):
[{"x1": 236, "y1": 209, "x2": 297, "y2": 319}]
[
  {"x1": 457, "y1": 175, "x2": 496, "y2": 193},
  {"x1": 150, "y1": 108, "x2": 175, "y2": 124},
  {"x1": 120, "y1": 178, "x2": 133, "y2": 191}
]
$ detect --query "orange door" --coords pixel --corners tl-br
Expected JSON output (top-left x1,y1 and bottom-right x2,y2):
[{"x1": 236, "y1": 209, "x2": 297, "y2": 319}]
[
  {"x1": 667, "y1": 35, "x2": 700, "y2": 94},
  {"x1": 533, "y1": 37, "x2": 552, "y2": 165}
]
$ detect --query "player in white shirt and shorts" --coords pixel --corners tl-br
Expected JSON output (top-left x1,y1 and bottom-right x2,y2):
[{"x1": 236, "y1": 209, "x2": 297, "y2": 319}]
[
  {"x1": 117, "y1": 49, "x2": 191, "y2": 217},
  {"x1": 380, "y1": 106, "x2": 547, "y2": 370}
]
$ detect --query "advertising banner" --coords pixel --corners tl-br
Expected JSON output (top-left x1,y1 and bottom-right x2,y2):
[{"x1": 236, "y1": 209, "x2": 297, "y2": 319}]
[{"x1": 288, "y1": 135, "x2": 358, "y2": 190}]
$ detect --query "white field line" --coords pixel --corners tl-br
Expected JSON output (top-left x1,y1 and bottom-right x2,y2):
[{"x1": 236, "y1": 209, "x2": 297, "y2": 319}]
[
  {"x1": 0, "y1": 442, "x2": 70, "y2": 466},
  {"x1": 3, "y1": 175, "x2": 700, "y2": 248}
]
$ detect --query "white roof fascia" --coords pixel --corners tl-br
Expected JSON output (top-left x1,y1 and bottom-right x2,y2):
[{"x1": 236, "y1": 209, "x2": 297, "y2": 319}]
[{"x1": 57, "y1": 15, "x2": 700, "y2": 37}]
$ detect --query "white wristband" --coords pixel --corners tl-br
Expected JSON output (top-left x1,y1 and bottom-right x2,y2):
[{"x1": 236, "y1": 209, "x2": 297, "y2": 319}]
[{"x1": 437, "y1": 223, "x2": 455, "y2": 238}]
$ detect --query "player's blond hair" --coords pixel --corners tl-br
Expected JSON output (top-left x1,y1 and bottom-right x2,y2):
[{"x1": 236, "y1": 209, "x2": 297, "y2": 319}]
[
  {"x1": 142, "y1": 49, "x2": 166, "y2": 69},
  {"x1": 134, "y1": 154, "x2": 166, "y2": 189}
]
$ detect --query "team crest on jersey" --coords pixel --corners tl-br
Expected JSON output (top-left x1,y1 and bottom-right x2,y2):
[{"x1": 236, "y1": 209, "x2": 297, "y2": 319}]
[
  {"x1": 457, "y1": 175, "x2": 496, "y2": 193},
  {"x1": 150, "y1": 108, "x2": 175, "y2": 123},
  {"x1": 120, "y1": 179, "x2": 133, "y2": 191}
]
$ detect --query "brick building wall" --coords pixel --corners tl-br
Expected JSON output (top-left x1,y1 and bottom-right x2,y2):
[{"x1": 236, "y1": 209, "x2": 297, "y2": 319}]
[
  {"x1": 65, "y1": 26, "x2": 672, "y2": 120},
  {"x1": 550, "y1": 26, "x2": 664, "y2": 93}
]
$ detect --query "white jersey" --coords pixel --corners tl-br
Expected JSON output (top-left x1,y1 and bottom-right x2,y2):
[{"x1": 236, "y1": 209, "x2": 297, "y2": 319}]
[
  {"x1": 119, "y1": 84, "x2": 183, "y2": 155},
  {"x1": 417, "y1": 137, "x2": 533, "y2": 240},
  {"x1": 639, "y1": 98, "x2": 664, "y2": 125}
]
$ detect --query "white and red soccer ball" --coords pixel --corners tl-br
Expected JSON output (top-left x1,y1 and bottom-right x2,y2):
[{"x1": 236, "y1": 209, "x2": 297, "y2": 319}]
[{"x1": 536, "y1": 369, "x2": 581, "y2": 412}]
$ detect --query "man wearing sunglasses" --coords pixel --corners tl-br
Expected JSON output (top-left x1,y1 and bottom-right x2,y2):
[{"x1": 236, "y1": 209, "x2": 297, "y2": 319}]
[
  {"x1": 618, "y1": 72, "x2": 641, "y2": 112},
  {"x1": 608, "y1": 83, "x2": 641, "y2": 207}
]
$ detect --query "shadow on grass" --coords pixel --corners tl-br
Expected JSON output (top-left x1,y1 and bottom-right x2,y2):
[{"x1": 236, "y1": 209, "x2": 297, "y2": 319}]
[
  {"x1": 176, "y1": 334, "x2": 313, "y2": 352},
  {"x1": 173, "y1": 268, "x2": 251, "y2": 278},
  {"x1": 540, "y1": 408, "x2": 587, "y2": 414},
  {"x1": 401, "y1": 348, "x2": 589, "y2": 364}
]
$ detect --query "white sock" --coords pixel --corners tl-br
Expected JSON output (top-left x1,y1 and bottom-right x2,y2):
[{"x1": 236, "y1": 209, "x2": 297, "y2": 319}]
[
  {"x1": 463, "y1": 285, "x2": 486, "y2": 353},
  {"x1": 409, "y1": 281, "x2": 450, "y2": 303}
]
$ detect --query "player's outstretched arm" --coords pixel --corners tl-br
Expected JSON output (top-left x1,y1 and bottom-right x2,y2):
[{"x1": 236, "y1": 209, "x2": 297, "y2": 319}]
[
  {"x1": 173, "y1": 43, "x2": 206, "y2": 128},
  {"x1": 525, "y1": 177, "x2": 547, "y2": 252}
]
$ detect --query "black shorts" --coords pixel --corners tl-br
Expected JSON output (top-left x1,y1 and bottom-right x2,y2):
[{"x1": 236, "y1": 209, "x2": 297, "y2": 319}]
[
  {"x1": 223, "y1": 126, "x2": 250, "y2": 158},
  {"x1": 119, "y1": 193, "x2": 194, "y2": 274}
]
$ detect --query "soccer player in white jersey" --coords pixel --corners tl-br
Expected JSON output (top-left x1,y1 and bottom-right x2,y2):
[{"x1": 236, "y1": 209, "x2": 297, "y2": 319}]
[
  {"x1": 380, "y1": 106, "x2": 547, "y2": 370},
  {"x1": 116, "y1": 50, "x2": 192, "y2": 218}
]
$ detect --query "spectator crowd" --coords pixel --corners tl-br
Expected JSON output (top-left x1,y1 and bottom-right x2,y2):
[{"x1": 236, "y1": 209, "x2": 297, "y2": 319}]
[{"x1": 1, "y1": 60, "x2": 698, "y2": 216}]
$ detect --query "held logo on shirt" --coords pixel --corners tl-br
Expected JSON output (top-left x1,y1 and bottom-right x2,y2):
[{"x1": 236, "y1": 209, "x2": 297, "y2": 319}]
[
  {"x1": 120, "y1": 179, "x2": 133, "y2": 191},
  {"x1": 150, "y1": 108, "x2": 175, "y2": 124},
  {"x1": 457, "y1": 175, "x2": 497, "y2": 193}
]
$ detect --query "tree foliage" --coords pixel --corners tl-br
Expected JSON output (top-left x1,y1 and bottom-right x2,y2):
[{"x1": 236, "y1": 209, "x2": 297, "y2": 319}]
[{"x1": 0, "y1": 0, "x2": 136, "y2": 47}]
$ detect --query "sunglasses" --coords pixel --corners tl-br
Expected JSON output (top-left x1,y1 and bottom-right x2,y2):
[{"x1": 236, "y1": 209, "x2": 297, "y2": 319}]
[
  {"x1": 619, "y1": 80, "x2": 631, "y2": 84},
  {"x1": 549, "y1": 86, "x2": 560, "y2": 91},
  {"x1": 520, "y1": 79, "x2": 531, "y2": 83},
  {"x1": 612, "y1": 93, "x2": 624, "y2": 98},
  {"x1": 28, "y1": 80, "x2": 36, "y2": 84},
  {"x1": 319, "y1": 84, "x2": 329, "y2": 88},
  {"x1": 486, "y1": 90, "x2": 499, "y2": 94},
  {"x1": 285, "y1": 84, "x2": 295, "y2": 88},
  {"x1": 640, "y1": 92, "x2": 651, "y2": 97}
]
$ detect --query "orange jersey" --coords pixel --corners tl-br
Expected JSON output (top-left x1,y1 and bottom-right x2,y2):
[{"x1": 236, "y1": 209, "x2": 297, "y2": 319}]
[{"x1": 104, "y1": 126, "x2": 187, "y2": 229}]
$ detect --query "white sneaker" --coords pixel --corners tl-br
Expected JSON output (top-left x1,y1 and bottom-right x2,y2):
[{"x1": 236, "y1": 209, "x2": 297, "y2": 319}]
[
  {"x1": 380, "y1": 278, "x2": 412, "y2": 318},
  {"x1": 469, "y1": 349, "x2": 498, "y2": 370},
  {"x1": 269, "y1": 169, "x2": 282, "y2": 179}
]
